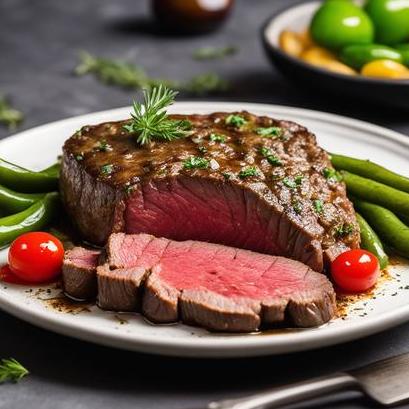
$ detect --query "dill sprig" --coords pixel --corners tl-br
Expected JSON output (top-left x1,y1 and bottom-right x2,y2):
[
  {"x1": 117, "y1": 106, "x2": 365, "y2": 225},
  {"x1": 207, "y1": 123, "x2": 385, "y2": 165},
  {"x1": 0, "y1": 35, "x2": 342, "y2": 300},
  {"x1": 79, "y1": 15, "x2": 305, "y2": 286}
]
[
  {"x1": 74, "y1": 52, "x2": 228, "y2": 95},
  {"x1": 123, "y1": 85, "x2": 191, "y2": 145},
  {"x1": 0, "y1": 358, "x2": 28, "y2": 383},
  {"x1": 0, "y1": 97, "x2": 23, "y2": 130},
  {"x1": 193, "y1": 46, "x2": 237, "y2": 60}
]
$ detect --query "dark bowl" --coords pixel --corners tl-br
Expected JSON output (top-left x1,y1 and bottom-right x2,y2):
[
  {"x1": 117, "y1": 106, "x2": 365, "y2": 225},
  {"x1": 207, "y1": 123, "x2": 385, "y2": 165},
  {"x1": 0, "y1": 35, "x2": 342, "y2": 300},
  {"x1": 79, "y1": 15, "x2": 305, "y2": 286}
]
[{"x1": 261, "y1": 1, "x2": 409, "y2": 110}]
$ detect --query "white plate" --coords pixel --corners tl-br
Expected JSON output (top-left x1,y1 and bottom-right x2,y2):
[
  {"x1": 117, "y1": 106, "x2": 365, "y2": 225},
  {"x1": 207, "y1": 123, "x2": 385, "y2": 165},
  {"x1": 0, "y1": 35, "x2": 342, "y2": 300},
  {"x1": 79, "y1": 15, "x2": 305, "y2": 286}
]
[{"x1": 1, "y1": 102, "x2": 409, "y2": 358}]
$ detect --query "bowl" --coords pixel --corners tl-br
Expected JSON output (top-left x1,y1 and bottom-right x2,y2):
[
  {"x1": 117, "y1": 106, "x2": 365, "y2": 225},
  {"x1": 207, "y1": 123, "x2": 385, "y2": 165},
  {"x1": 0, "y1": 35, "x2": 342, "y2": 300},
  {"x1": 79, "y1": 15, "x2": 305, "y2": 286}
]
[{"x1": 261, "y1": 1, "x2": 409, "y2": 110}]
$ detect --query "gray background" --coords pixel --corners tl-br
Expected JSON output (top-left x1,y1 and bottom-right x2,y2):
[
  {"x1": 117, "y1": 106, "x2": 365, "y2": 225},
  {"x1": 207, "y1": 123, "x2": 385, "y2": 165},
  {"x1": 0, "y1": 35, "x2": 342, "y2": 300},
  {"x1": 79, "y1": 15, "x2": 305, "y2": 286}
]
[{"x1": 0, "y1": 0, "x2": 408, "y2": 408}]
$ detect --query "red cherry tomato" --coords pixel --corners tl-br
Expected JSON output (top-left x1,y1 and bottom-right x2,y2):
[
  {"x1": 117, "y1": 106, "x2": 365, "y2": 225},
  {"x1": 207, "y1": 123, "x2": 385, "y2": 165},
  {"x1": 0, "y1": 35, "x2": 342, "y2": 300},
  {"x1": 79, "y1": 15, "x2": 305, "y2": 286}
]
[
  {"x1": 8, "y1": 232, "x2": 64, "y2": 283},
  {"x1": 331, "y1": 249, "x2": 380, "y2": 293}
]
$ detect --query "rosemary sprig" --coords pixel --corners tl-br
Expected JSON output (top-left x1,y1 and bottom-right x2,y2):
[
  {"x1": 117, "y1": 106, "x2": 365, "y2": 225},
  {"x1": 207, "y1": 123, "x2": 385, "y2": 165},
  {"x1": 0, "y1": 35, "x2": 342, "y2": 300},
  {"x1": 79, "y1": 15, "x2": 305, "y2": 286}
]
[
  {"x1": 193, "y1": 46, "x2": 237, "y2": 60},
  {"x1": 123, "y1": 85, "x2": 191, "y2": 145},
  {"x1": 0, "y1": 358, "x2": 28, "y2": 383},
  {"x1": 0, "y1": 97, "x2": 23, "y2": 130},
  {"x1": 75, "y1": 52, "x2": 228, "y2": 95}
]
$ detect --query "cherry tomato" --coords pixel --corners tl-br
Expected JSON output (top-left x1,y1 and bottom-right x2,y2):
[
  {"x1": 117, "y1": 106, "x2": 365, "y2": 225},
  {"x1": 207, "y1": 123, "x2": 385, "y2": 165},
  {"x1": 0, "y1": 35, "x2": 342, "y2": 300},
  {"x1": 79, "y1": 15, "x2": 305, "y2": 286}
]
[
  {"x1": 8, "y1": 232, "x2": 64, "y2": 283},
  {"x1": 331, "y1": 249, "x2": 380, "y2": 293}
]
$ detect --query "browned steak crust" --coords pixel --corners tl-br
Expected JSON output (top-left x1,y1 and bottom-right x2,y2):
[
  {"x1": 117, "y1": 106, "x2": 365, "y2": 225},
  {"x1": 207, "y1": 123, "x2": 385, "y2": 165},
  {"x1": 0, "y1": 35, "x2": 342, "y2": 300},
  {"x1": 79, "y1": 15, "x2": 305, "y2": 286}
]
[{"x1": 60, "y1": 111, "x2": 359, "y2": 272}]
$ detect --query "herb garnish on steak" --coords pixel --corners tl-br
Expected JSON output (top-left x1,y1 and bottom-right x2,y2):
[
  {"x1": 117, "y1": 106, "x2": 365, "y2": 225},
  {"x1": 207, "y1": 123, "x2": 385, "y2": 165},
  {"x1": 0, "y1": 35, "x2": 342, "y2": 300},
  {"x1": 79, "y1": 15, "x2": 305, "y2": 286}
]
[{"x1": 61, "y1": 108, "x2": 359, "y2": 272}]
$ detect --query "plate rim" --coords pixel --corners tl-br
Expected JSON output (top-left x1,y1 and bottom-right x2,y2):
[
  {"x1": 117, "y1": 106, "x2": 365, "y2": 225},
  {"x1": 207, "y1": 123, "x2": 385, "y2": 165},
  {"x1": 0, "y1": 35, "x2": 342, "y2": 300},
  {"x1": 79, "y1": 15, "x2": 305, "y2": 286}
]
[{"x1": 1, "y1": 101, "x2": 409, "y2": 358}]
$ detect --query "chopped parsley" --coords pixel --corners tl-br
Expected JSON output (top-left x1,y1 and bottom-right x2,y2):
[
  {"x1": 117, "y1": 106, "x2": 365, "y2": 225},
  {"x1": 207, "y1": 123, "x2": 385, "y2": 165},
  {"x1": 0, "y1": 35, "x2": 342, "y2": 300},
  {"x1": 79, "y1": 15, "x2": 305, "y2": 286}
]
[
  {"x1": 75, "y1": 154, "x2": 84, "y2": 161},
  {"x1": 210, "y1": 133, "x2": 226, "y2": 143},
  {"x1": 256, "y1": 127, "x2": 282, "y2": 138},
  {"x1": 259, "y1": 147, "x2": 282, "y2": 166},
  {"x1": 225, "y1": 114, "x2": 247, "y2": 128},
  {"x1": 222, "y1": 172, "x2": 232, "y2": 180},
  {"x1": 198, "y1": 145, "x2": 207, "y2": 154},
  {"x1": 313, "y1": 199, "x2": 324, "y2": 214},
  {"x1": 323, "y1": 167, "x2": 341, "y2": 182},
  {"x1": 292, "y1": 200, "x2": 302, "y2": 214},
  {"x1": 183, "y1": 156, "x2": 209, "y2": 169},
  {"x1": 125, "y1": 185, "x2": 135, "y2": 195},
  {"x1": 96, "y1": 140, "x2": 112, "y2": 152},
  {"x1": 334, "y1": 223, "x2": 354, "y2": 237},
  {"x1": 238, "y1": 167, "x2": 259, "y2": 179},
  {"x1": 100, "y1": 164, "x2": 114, "y2": 175},
  {"x1": 283, "y1": 176, "x2": 303, "y2": 189}
]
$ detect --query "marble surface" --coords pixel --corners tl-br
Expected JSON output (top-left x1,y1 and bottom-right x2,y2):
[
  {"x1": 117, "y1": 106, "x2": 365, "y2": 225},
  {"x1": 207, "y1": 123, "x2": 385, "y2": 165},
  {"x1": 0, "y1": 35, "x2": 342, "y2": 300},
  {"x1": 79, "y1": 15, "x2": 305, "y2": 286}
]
[{"x1": 0, "y1": 0, "x2": 408, "y2": 408}]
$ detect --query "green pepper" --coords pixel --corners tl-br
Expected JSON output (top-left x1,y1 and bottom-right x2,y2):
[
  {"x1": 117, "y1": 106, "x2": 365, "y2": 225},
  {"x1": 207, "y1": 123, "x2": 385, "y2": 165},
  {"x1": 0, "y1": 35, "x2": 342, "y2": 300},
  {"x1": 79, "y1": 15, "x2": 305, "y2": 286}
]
[
  {"x1": 0, "y1": 158, "x2": 60, "y2": 193},
  {"x1": 0, "y1": 184, "x2": 45, "y2": 215},
  {"x1": 0, "y1": 192, "x2": 59, "y2": 248},
  {"x1": 353, "y1": 198, "x2": 409, "y2": 258},
  {"x1": 396, "y1": 43, "x2": 409, "y2": 66},
  {"x1": 340, "y1": 44, "x2": 403, "y2": 70},
  {"x1": 310, "y1": 0, "x2": 374, "y2": 50},
  {"x1": 330, "y1": 153, "x2": 409, "y2": 193},
  {"x1": 365, "y1": 0, "x2": 409, "y2": 45},
  {"x1": 356, "y1": 212, "x2": 389, "y2": 269}
]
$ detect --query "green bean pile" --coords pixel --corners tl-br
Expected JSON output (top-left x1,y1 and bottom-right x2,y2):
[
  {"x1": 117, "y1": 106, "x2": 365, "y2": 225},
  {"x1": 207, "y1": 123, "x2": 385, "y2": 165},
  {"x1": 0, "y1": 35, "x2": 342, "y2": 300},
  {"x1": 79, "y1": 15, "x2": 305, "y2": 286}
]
[
  {"x1": 331, "y1": 153, "x2": 409, "y2": 268},
  {"x1": 0, "y1": 158, "x2": 60, "y2": 248}
]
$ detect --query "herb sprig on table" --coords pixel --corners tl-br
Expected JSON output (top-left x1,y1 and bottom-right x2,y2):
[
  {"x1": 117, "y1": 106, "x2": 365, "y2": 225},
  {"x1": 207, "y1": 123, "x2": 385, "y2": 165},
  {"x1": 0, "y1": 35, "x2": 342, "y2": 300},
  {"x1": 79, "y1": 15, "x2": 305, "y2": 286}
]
[
  {"x1": 75, "y1": 52, "x2": 228, "y2": 95},
  {"x1": 0, "y1": 358, "x2": 28, "y2": 383},
  {"x1": 0, "y1": 97, "x2": 23, "y2": 130},
  {"x1": 123, "y1": 85, "x2": 191, "y2": 146},
  {"x1": 193, "y1": 46, "x2": 237, "y2": 60}
]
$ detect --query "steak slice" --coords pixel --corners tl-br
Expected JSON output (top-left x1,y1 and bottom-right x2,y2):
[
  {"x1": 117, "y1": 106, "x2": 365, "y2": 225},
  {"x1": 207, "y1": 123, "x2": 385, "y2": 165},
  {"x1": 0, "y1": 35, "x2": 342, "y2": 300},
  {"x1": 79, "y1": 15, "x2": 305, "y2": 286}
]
[
  {"x1": 62, "y1": 247, "x2": 102, "y2": 300},
  {"x1": 142, "y1": 238, "x2": 336, "y2": 331},
  {"x1": 97, "y1": 233, "x2": 169, "y2": 311},
  {"x1": 60, "y1": 111, "x2": 360, "y2": 272},
  {"x1": 82, "y1": 233, "x2": 336, "y2": 332}
]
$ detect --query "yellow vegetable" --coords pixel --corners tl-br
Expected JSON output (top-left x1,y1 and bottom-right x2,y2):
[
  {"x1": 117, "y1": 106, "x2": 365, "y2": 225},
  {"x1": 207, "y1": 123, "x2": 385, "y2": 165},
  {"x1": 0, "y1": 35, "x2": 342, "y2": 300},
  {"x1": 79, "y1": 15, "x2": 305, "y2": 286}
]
[
  {"x1": 361, "y1": 59, "x2": 409, "y2": 79},
  {"x1": 279, "y1": 30, "x2": 306, "y2": 57},
  {"x1": 300, "y1": 47, "x2": 357, "y2": 75},
  {"x1": 301, "y1": 46, "x2": 337, "y2": 61},
  {"x1": 299, "y1": 29, "x2": 315, "y2": 49}
]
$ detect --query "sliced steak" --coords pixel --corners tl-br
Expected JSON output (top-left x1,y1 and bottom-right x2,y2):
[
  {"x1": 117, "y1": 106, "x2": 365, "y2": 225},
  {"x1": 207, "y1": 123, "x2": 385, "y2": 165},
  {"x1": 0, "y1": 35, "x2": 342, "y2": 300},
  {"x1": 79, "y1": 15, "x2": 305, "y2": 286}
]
[
  {"x1": 62, "y1": 247, "x2": 102, "y2": 300},
  {"x1": 77, "y1": 233, "x2": 337, "y2": 332},
  {"x1": 142, "y1": 238, "x2": 336, "y2": 331},
  {"x1": 60, "y1": 111, "x2": 359, "y2": 272},
  {"x1": 97, "y1": 233, "x2": 169, "y2": 311}
]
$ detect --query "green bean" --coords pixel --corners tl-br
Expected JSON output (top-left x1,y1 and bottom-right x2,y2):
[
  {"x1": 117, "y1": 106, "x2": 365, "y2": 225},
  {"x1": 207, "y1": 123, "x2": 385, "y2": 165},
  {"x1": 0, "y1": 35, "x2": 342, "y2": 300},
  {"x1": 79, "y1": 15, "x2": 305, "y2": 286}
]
[
  {"x1": 353, "y1": 198, "x2": 409, "y2": 258},
  {"x1": 0, "y1": 158, "x2": 59, "y2": 193},
  {"x1": 398, "y1": 212, "x2": 409, "y2": 226},
  {"x1": 341, "y1": 171, "x2": 409, "y2": 217},
  {"x1": 356, "y1": 213, "x2": 389, "y2": 269},
  {"x1": 0, "y1": 192, "x2": 59, "y2": 248},
  {"x1": 331, "y1": 153, "x2": 409, "y2": 193},
  {"x1": 0, "y1": 184, "x2": 45, "y2": 215}
]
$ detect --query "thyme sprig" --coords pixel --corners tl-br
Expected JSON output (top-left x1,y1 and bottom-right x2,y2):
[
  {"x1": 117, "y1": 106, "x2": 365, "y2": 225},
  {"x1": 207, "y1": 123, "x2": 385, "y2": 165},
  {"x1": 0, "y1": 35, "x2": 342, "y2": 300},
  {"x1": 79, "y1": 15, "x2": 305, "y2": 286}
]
[
  {"x1": 193, "y1": 46, "x2": 237, "y2": 60},
  {"x1": 0, "y1": 97, "x2": 23, "y2": 130},
  {"x1": 0, "y1": 358, "x2": 28, "y2": 383},
  {"x1": 75, "y1": 52, "x2": 228, "y2": 95},
  {"x1": 123, "y1": 85, "x2": 191, "y2": 146}
]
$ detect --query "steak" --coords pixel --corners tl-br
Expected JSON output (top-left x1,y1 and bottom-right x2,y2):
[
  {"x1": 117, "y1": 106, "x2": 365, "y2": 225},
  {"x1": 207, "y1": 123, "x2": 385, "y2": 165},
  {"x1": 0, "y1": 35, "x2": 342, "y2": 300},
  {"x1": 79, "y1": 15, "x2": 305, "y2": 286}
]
[
  {"x1": 60, "y1": 111, "x2": 359, "y2": 272},
  {"x1": 62, "y1": 246, "x2": 101, "y2": 300},
  {"x1": 64, "y1": 233, "x2": 337, "y2": 332}
]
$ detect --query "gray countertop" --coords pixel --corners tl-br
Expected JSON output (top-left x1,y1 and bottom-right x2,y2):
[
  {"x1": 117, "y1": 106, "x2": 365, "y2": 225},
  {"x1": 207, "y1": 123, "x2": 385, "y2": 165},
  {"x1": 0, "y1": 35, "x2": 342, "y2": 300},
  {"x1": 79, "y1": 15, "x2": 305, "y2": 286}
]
[{"x1": 0, "y1": 1, "x2": 408, "y2": 408}]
